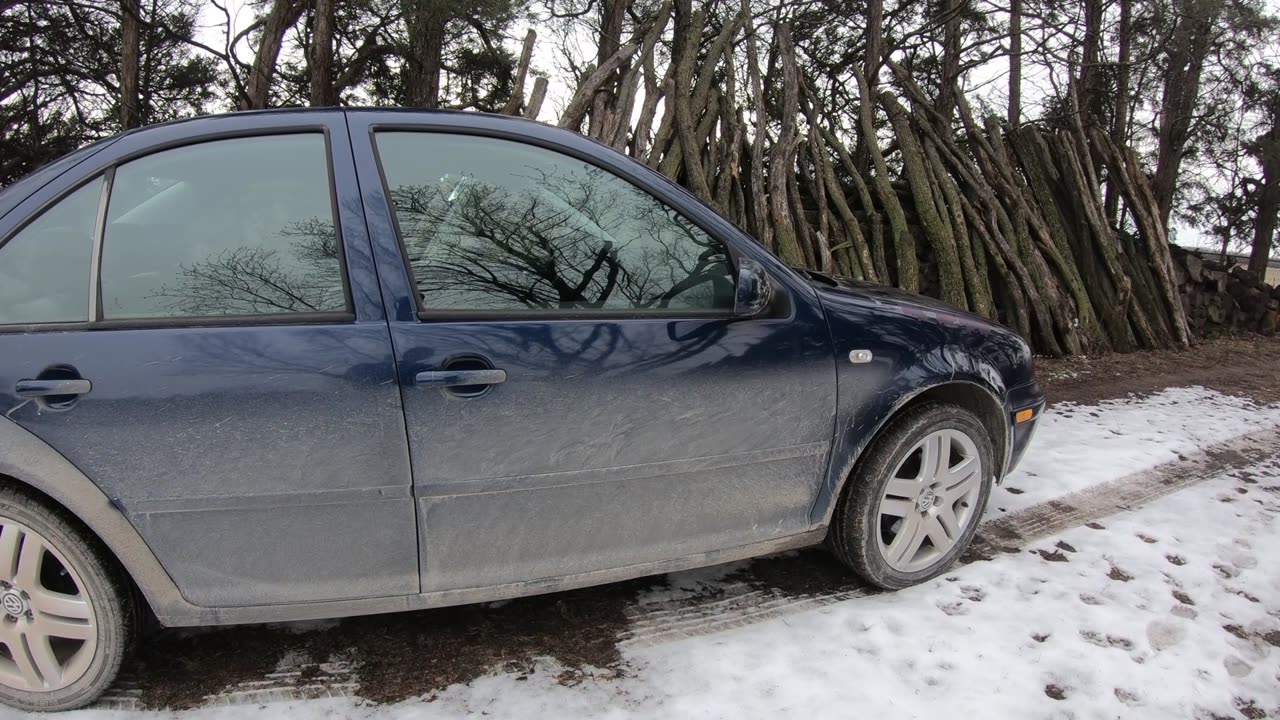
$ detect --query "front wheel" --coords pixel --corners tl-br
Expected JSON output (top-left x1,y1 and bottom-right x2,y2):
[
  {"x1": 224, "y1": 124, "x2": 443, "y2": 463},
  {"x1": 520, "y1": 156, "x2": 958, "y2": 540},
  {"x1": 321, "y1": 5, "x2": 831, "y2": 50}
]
[
  {"x1": 830, "y1": 403, "x2": 994, "y2": 590},
  {"x1": 0, "y1": 487, "x2": 136, "y2": 712}
]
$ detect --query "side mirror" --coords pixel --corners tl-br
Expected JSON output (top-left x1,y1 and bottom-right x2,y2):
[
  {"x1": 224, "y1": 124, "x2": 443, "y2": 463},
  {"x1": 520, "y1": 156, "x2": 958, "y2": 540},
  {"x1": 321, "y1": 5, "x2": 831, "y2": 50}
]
[{"x1": 734, "y1": 258, "x2": 773, "y2": 317}]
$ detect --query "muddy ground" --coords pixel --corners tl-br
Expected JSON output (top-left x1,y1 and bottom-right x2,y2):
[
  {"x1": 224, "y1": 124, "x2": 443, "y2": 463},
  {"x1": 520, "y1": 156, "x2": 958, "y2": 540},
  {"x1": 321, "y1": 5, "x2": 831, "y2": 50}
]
[
  {"x1": 1038, "y1": 334, "x2": 1280, "y2": 405},
  {"x1": 121, "y1": 335, "x2": 1280, "y2": 709}
]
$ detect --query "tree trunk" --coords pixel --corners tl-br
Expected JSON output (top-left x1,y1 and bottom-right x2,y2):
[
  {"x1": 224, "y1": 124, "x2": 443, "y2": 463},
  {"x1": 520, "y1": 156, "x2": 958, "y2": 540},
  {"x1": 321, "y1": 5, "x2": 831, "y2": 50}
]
[
  {"x1": 1249, "y1": 122, "x2": 1280, "y2": 276},
  {"x1": 502, "y1": 30, "x2": 536, "y2": 116},
  {"x1": 1079, "y1": 0, "x2": 1103, "y2": 126},
  {"x1": 1104, "y1": 0, "x2": 1132, "y2": 222},
  {"x1": 1008, "y1": 0, "x2": 1021, "y2": 127},
  {"x1": 559, "y1": 41, "x2": 641, "y2": 132},
  {"x1": 119, "y1": 0, "x2": 141, "y2": 129},
  {"x1": 524, "y1": 77, "x2": 548, "y2": 119},
  {"x1": 856, "y1": 0, "x2": 884, "y2": 172},
  {"x1": 882, "y1": 92, "x2": 966, "y2": 307},
  {"x1": 937, "y1": 0, "x2": 965, "y2": 118},
  {"x1": 853, "y1": 64, "x2": 917, "y2": 290},
  {"x1": 743, "y1": 0, "x2": 771, "y2": 248},
  {"x1": 1152, "y1": 0, "x2": 1219, "y2": 227},
  {"x1": 403, "y1": 0, "x2": 449, "y2": 108},
  {"x1": 243, "y1": 0, "x2": 304, "y2": 110},
  {"x1": 1096, "y1": 130, "x2": 1191, "y2": 347},
  {"x1": 309, "y1": 0, "x2": 337, "y2": 106},
  {"x1": 589, "y1": 0, "x2": 630, "y2": 137},
  {"x1": 768, "y1": 24, "x2": 806, "y2": 266}
]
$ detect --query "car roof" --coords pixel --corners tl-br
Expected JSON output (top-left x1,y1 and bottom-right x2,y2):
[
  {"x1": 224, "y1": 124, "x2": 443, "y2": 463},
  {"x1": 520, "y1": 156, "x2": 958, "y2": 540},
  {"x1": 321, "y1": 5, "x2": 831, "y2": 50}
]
[
  {"x1": 116, "y1": 106, "x2": 546, "y2": 137},
  {"x1": 0, "y1": 108, "x2": 555, "y2": 222}
]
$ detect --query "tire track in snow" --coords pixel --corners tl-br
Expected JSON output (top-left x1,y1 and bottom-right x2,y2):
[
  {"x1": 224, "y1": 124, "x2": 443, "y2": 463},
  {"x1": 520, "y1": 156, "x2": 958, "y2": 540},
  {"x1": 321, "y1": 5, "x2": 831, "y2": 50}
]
[{"x1": 620, "y1": 426, "x2": 1280, "y2": 648}]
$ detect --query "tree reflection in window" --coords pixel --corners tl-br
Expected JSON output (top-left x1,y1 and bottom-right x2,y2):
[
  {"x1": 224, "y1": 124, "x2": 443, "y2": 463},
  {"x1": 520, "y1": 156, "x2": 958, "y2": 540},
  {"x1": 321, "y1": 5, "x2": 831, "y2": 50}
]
[
  {"x1": 99, "y1": 134, "x2": 348, "y2": 319},
  {"x1": 377, "y1": 133, "x2": 735, "y2": 312},
  {"x1": 146, "y1": 218, "x2": 344, "y2": 316}
]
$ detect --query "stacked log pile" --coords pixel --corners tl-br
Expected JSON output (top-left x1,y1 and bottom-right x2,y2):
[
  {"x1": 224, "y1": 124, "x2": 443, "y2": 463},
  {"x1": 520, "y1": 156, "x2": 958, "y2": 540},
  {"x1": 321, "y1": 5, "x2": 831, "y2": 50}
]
[
  {"x1": 503, "y1": 7, "x2": 1197, "y2": 356},
  {"x1": 1173, "y1": 247, "x2": 1280, "y2": 336}
]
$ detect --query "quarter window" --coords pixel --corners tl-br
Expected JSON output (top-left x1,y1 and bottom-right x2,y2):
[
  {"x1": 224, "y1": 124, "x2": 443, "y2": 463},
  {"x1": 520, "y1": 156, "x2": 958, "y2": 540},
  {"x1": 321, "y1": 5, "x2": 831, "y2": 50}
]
[
  {"x1": 0, "y1": 177, "x2": 102, "y2": 325},
  {"x1": 375, "y1": 132, "x2": 736, "y2": 313},
  {"x1": 100, "y1": 134, "x2": 347, "y2": 320}
]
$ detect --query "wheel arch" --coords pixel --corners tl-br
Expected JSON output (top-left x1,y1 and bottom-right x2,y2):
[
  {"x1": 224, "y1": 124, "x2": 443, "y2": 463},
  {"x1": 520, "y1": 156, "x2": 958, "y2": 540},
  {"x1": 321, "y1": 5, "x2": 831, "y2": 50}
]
[
  {"x1": 815, "y1": 377, "x2": 1008, "y2": 528},
  {"x1": 0, "y1": 417, "x2": 188, "y2": 623}
]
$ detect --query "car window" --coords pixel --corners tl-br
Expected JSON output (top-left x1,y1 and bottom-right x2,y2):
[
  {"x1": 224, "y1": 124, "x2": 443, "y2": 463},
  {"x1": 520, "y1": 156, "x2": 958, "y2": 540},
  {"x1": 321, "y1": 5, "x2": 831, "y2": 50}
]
[
  {"x1": 100, "y1": 134, "x2": 347, "y2": 320},
  {"x1": 0, "y1": 177, "x2": 102, "y2": 325},
  {"x1": 374, "y1": 132, "x2": 736, "y2": 313}
]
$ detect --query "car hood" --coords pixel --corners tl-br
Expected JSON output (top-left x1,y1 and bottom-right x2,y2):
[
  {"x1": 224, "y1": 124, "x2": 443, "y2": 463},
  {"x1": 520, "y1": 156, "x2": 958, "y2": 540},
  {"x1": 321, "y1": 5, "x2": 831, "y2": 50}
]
[
  {"x1": 799, "y1": 270, "x2": 985, "y2": 323},
  {"x1": 799, "y1": 270, "x2": 1035, "y2": 388}
]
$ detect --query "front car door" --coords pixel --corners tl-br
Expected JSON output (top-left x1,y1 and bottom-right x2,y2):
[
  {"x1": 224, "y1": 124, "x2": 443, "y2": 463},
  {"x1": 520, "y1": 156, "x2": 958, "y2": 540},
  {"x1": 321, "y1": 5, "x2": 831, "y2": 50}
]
[
  {"x1": 348, "y1": 111, "x2": 837, "y2": 593},
  {"x1": 0, "y1": 113, "x2": 418, "y2": 607}
]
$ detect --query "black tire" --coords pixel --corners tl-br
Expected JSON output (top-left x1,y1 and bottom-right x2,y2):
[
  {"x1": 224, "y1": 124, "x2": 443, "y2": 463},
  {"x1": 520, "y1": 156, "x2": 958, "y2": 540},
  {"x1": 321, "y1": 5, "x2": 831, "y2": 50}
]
[
  {"x1": 829, "y1": 403, "x2": 994, "y2": 590},
  {"x1": 0, "y1": 485, "x2": 136, "y2": 712}
]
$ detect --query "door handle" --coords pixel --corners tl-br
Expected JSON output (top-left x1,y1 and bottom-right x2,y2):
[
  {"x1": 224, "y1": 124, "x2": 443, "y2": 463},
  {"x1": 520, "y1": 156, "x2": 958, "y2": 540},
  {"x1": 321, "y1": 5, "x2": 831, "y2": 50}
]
[
  {"x1": 15, "y1": 379, "x2": 92, "y2": 398},
  {"x1": 414, "y1": 369, "x2": 507, "y2": 388}
]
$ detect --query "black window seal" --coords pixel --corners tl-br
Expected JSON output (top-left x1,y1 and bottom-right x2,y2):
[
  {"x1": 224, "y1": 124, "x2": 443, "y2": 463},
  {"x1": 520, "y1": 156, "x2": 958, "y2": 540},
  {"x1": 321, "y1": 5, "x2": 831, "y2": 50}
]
[
  {"x1": 0, "y1": 312, "x2": 355, "y2": 335},
  {"x1": 366, "y1": 126, "x2": 742, "y2": 324}
]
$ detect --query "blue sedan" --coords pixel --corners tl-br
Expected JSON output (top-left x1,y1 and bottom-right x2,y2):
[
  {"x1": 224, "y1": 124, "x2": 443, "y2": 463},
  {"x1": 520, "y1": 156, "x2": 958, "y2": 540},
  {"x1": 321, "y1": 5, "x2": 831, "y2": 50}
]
[{"x1": 0, "y1": 109, "x2": 1043, "y2": 711}]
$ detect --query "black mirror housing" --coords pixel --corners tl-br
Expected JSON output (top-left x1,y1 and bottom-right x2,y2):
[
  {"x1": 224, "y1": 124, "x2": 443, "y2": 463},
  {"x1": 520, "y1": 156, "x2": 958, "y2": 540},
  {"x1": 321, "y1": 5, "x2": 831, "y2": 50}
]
[{"x1": 734, "y1": 258, "x2": 773, "y2": 317}]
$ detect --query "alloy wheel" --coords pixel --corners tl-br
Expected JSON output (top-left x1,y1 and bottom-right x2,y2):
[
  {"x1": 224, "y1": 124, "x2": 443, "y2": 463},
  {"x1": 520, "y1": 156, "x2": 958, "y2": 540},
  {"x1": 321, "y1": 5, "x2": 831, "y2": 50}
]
[
  {"x1": 875, "y1": 429, "x2": 984, "y2": 573},
  {"x1": 0, "y1": 518, "x2": 97, "y2": 693}
]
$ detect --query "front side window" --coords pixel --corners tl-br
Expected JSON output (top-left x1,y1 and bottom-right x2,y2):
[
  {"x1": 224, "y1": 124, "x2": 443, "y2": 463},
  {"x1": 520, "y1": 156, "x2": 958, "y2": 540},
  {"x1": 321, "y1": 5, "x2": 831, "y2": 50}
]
[
  {"x1": 0, "y1": 177, "x2": 102, "y2": 325},
  {"x1": 100, "y1": 134, "x2": 347, "y2": 320},
  {"x1": 375, "y1": 132, "x2": 735, "y2": 313}
]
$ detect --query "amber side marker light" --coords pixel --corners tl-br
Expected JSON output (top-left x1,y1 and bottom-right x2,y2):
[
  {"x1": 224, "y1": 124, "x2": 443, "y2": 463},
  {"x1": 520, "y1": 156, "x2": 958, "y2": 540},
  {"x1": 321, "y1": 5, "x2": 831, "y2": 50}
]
[{"x1": 1014, "y1": 408, "x2": 1036, "y2": 424}]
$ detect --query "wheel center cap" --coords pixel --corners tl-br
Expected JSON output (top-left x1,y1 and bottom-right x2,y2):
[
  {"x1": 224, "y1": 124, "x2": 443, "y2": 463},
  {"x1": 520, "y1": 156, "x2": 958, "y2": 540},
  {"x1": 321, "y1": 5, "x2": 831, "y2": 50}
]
[
  {"x1": 916, "y1": 488, "x2": 936, "y2": 512},
  {"x1": 1, "y1": 589, "x2": 26, "y2": 617}
]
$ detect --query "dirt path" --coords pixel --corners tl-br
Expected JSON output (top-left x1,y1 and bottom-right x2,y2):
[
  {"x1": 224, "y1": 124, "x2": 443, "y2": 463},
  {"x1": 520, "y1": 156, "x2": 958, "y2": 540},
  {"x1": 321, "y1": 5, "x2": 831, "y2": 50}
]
[
  {"x1": 99, "y1": 336, "x2": 1280, "y2": 711},
  {"x1": 1038, "y1": 335, "x2": 1280, "y2": 406}
]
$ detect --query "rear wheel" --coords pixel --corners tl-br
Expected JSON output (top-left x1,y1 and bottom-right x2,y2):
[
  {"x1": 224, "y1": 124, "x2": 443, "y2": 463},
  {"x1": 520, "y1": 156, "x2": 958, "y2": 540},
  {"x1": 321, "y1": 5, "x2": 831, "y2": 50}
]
[
  {"x1": 0, "y1": 487, "x2": 135, "y2": 712},
  {"x1": 830, "y1": 403, "x2": 994, "y2": 590}
]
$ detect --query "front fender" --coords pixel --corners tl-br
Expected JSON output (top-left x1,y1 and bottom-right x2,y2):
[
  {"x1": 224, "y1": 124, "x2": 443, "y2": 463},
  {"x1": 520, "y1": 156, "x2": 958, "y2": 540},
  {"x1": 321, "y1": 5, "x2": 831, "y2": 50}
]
[
  {"x1": 0, "y1": 416, "x2": 190, "y2": 620},
  {"x1": 809, "y1": 291, "x2": 1010, "y2": 528}
]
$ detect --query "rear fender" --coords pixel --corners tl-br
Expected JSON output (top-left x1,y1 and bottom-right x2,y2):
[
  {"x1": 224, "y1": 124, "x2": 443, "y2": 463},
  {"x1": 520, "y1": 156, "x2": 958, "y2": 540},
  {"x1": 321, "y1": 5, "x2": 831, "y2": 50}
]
[{"x1": 0, "y1": 416, "x2": 188, "y2": 619}]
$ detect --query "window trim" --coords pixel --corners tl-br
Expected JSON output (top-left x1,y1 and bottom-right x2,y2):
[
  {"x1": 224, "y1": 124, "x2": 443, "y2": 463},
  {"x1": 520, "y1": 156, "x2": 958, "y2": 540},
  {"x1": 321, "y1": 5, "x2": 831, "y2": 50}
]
[
  {"x1": 369, "y1": 126, "x2": 743, "y2": 323},
  {"x1": 0, "y1": 126, "x2": 357, "y2": 333},
  {"x1": 88, "y1": 166, "x2": 114, "y2": 322},
  {"x1": 0, "y1": 173, "x2": 106, "y2": 330}
]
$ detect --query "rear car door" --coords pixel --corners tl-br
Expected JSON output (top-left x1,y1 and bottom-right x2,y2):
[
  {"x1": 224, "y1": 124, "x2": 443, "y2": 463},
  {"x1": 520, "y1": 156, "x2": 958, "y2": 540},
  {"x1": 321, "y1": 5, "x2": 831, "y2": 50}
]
[
  {"x1": 348, "y1": 112, "x2": 837, "y2": 593},
  {"x1": 0, "y1": 113, "x2": 418, "y2": 607}
]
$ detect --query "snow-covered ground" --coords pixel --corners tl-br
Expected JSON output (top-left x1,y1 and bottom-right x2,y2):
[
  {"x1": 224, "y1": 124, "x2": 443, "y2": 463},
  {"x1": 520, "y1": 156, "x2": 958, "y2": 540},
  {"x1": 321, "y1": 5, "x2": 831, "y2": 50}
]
[{"x1": 25, "y1": 386, "x2": 1280, "y2": 720}]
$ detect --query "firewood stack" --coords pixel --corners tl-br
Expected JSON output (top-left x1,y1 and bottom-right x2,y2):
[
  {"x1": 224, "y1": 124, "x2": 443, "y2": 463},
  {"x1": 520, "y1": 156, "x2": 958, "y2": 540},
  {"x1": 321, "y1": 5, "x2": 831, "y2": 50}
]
[{"x1": 1172, "y1": 246, "x2": 1280, "y2": 337}]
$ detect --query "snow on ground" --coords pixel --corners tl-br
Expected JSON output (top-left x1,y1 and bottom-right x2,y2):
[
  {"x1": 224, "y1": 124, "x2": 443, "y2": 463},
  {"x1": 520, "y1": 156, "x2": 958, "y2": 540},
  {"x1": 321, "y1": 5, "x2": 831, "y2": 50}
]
[
  {"x1": 24, "y1": 386, "x2": 1280, "y2": 720},
  {"x1": 999, "y1": 385, "x2": 1280, "y2": 514}
]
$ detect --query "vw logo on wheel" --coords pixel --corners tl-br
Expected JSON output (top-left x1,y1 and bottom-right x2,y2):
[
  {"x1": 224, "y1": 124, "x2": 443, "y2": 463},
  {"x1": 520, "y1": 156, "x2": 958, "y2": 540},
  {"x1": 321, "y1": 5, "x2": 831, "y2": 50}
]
[
  {"x1": 0, "y1": 591, "x2": 25, "y2": 617},
  {"x1": 916, "y1": 487, "x2": 936, "y2": 513}
]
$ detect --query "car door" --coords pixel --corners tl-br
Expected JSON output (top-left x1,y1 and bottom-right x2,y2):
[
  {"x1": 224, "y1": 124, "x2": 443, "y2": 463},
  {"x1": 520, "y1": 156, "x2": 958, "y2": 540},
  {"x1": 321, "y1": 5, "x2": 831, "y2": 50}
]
[
  {"x1": 348, "y1": 111, "x2": 837, "y2": 593},
  {"x1": 0, "y1": 112, "x2": 418, "y2": 607}
]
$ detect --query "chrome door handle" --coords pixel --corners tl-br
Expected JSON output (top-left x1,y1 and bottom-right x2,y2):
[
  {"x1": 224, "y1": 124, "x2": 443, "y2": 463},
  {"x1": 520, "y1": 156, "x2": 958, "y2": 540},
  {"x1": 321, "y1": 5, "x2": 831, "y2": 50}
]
[
  {"x1": 414, "y1": 369, "x2": 507, "y2": 388},
  {"x1": 15, "y1": 379, "x2": 93, "y2": 398}
]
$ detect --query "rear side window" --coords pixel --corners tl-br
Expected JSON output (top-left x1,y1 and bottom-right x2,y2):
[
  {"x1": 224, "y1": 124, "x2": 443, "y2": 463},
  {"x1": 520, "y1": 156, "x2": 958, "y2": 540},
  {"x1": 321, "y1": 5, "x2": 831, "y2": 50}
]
[
  {"x1": 100, "y1": 134, "x2": 347, "y2": 320},
  {"x1": 0, "y1": 177, "x2": 102, "y2": 325},
  {"x1": 374, "y1": 132, "x2": 735, "y2": 313}
]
